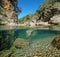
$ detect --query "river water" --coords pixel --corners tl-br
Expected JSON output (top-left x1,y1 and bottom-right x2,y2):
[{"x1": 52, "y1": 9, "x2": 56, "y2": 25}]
[{"x1": 0, "y1": 26, "x2": 60, "y2": 57}]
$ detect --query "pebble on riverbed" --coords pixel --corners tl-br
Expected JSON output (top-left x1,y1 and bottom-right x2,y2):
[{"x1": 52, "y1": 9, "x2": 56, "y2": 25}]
[{"x1": 11, "y1": 38, "x2": 60, "y2": 57}]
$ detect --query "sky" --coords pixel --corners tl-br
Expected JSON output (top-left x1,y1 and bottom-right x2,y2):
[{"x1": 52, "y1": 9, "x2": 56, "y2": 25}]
[{"x1": 18, "y1": 0, "x2": 44, "y2": 19}]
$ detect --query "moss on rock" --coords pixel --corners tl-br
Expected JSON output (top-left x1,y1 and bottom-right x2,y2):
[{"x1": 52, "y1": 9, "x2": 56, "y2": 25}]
[{"x1": 51, "y1": 35, "x2": 60, "y2": 49}]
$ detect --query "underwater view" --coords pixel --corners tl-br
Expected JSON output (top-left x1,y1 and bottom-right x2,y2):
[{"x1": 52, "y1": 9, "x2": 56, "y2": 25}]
[
  {"x1": 0, "y1": 0, "x2": 60, "y2": 57},
  {"x1": 0, "y1": 26, "x2": 60, "y2": 57}
]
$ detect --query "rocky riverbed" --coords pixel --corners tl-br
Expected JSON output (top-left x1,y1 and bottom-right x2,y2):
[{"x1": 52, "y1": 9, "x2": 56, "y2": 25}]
[{"x1": 11, "y1": 37, "x2": 60, "y2": 57}]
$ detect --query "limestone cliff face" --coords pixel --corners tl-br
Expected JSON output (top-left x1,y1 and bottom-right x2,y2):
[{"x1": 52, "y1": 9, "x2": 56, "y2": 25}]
[
  {"x1": 19, "y1": 2, "x2": 60, "y2": 26},
  {"x1": 0, "y1": 0, "x2": 17, "y2": 24}
]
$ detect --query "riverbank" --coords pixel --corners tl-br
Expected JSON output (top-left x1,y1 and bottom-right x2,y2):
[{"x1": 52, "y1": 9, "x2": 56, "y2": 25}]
[{"x1": 0, "y1": 25, "x2": 60, "y2": 31}]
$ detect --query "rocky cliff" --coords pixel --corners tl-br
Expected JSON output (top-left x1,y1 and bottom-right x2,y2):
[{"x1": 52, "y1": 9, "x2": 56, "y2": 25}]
[
  {"x1": 0, "y1": 0, "x2": 17, "y2": 25},
  {"x1": 19, "y1": 1, "x2": 60, "y2": 26}
]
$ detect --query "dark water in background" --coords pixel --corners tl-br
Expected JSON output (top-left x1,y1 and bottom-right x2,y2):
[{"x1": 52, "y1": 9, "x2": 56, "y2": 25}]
[{"x1": 0, "y1": 27, "x2": 60, "y2": 51}]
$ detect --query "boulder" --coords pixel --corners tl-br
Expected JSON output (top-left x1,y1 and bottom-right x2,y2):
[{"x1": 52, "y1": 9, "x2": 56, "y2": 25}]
[
  {"x1": 13, "y1": 38, "x2": 29, "y2": 49},
  {"x1": 51, "y1": 35, "x2": 60, "y2": 49},
  {"x1": 0, "y1": 30, "x2": 15, "y2": 51}
]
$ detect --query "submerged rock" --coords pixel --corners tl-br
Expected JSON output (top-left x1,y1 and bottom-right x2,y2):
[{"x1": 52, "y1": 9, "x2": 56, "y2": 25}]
[
  {"x1": 51, "y1": 35, "x2": 60, "y2": 49},
  {"x1": 0, "y1": 47, "x2": 16, "y2": 57},
  {"x1": 13, "y1": 38, "x2": 29, "y2": 49},
  {"x1": 0, "y1": 30, "x2": 16, "y2": 51}
]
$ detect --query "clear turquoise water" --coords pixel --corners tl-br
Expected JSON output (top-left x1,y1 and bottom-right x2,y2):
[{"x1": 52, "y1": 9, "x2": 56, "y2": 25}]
[
  {"x1": 0, "y1": 27, "x2": 60, "y2": 57},
  {"x1": 0, "y1": 27, "x2": 60, "y2": 50},
  {"x1": 14, "y1": 28, "x2": 60, "y2": 42},
  {"x1": 11, "y1": 28, "x2": 60, "y2": 57},
  {"x1": 0, "y1": 27, "x2": 60, "y2": 39}
]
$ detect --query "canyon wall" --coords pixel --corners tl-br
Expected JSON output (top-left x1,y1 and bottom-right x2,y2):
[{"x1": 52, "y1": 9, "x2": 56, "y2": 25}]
[{"x1": 0, "y1": 0, "x2": 17, "y2": 25}]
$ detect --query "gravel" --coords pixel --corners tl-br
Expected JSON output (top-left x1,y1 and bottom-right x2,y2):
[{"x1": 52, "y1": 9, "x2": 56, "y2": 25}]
[{"x1": 11, "y1": 38, "x2": 60, "y2": 57}]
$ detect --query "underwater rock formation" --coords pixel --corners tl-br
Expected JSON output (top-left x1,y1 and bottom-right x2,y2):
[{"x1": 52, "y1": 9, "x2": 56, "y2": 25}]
[
  {"x1": 26, "y1": 30, "x2": 33, "y2": 38},
  {"x1": 0, "y1": 30, "x2": 15, "y2": 51},
  {"x1": 13, "y1": 38, "x2": 29, "y2": 49},
  {"x1": 51, "y1": 35, "x2": 60, "y2": 49}
]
